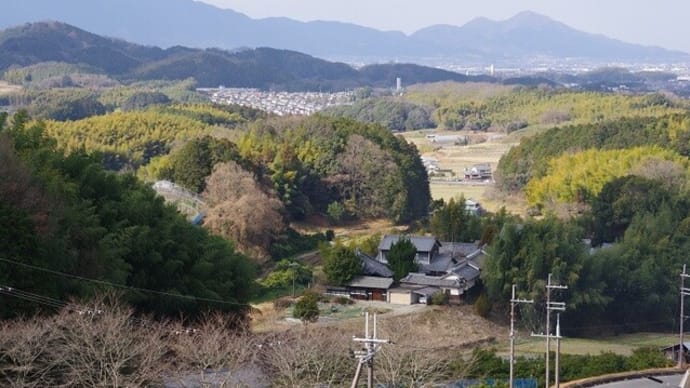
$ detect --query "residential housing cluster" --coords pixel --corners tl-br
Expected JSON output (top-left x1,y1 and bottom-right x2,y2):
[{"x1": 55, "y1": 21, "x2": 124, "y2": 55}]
[
  {"x1": 202, "y1": 87, "x2": 353, "y2": 116},
  {"x1": 328, "y1": 234, "x2": 487, "y2": 305}
]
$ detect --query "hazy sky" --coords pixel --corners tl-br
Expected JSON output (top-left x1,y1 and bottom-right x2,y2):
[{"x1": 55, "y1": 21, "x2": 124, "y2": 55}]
[{"x1": 197, "y1": 0, "x2": 690, "y2": 53}]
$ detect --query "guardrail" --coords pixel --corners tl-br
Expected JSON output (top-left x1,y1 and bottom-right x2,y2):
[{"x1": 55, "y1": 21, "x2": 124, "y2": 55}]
[{"x1": 557, "y1": 367, "x2": 684, "y2": 388}]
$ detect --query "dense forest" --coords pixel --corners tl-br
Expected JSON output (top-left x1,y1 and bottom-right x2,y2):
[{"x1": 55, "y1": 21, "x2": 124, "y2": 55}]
[
  {"x1": 0, "y1": 111, "x2": 256, "y2": 319},
  {"x1": 479, "y1": 107, "x2": 690, "y2": 334},
  {"x1": 323, "y1": 97, "x2": 434, "y2": 131},
  {"x1": 495, "y1": 114, "x2": 690, "y2": 197},
  {"x1": 27, "y1": 99, "x2": 431, "y2": 259}
]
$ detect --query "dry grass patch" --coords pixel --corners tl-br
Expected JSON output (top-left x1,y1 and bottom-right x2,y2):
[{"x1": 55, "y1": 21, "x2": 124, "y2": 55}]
[{"x1": 0, "y1": 81, "x2": 21, "y2": 95}]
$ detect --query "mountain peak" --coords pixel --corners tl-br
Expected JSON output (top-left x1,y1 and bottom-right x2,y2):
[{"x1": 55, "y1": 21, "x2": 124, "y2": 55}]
[
  {"x1": 507, "y1": 11, "x2": 555, "y2": 25},
  {"x1": 0, "y1": 0, "x2": 687, "y2": 63}
]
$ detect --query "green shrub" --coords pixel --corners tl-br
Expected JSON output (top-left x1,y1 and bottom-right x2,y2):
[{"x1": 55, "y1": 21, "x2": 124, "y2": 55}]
[
  {"x1": 293, "y1": 291, "x2": 320, "y2": 323},
  {"x1": 430, "y1": 291, "x2": 449, "y2": 305},
  {"x1": 475, "y1": 292, "x2": 491, "y2": 317}
]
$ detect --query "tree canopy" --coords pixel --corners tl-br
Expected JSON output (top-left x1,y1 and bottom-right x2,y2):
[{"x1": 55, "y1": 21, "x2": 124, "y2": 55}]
[
  {"x1": 0, "y1": 111, "x2": 256, "y2": 319},
  {"x1": 386, "y1": 237, "x2": 418, "y2": 281},
  {"x1": 322, "y1": 244, "x2": 362, "y2": 286}
]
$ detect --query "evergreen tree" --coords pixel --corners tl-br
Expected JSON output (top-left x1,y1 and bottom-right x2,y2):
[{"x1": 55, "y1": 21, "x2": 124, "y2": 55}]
[
  {"x1": 387, "y1": 237, "x2": 418, "y2": 281},
  {"x1": 322, "y1": 244, "x2": 362, "y2": 286}
]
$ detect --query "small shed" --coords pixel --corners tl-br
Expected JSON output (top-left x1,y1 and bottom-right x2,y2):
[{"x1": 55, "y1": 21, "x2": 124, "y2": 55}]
[
  {"x1": 661, "y1": 342, "x2": 690, "y2": 363},
  {"x1": 388, "y1": 287, "x2": 419, "y2": 305}
]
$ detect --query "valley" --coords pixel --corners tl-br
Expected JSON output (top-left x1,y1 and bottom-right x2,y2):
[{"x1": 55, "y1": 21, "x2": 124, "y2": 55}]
[{"x1": 0, "y1": 3, "x2": 689, "y2": 387}]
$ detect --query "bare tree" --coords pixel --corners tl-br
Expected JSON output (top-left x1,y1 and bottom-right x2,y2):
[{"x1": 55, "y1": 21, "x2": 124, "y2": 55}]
[
  {"x1": 630, "y1": 157, "x2": 687, "y2": 189},
  {"x1": 203, "y1": 162, "x2": 287, "y2": 261},
  {"x1": 203, "y1": 161, "x2": 260, "y2": 206},
  {"x1": 261, "y1": 326, "x2": 352, "y2": 387},
  {"x1": 167, "y1": 314, "x2": 266, "y2": 387},
  {"x1": 375, "y1": 316, "x2": 454, "y2": 387},
  {"x1": 0, "y1": 316, "x2": 59, "y2": 388},
  {"x1": 49, "y1": 295, "x2": 168, "y2": 387}
]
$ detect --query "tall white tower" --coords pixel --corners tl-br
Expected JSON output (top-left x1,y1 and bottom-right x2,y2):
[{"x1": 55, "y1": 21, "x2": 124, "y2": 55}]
[{"x1": 396, "y1": 77, "x2": 402, "y2": 91}]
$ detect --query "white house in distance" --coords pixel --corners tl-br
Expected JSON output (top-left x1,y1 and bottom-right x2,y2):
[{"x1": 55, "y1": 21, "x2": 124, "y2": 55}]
[{"x1": 464, "y1": 163, "x2": 492, "y2": 181}]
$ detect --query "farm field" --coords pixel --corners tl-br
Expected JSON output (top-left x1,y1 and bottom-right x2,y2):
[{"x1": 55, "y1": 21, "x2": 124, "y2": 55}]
[
  {"x1": 0, "y1": 80, "x2": 21, "y2": 94},
  {"x1": 401, "y1": 129, "x2": 527, "y2": 215}
]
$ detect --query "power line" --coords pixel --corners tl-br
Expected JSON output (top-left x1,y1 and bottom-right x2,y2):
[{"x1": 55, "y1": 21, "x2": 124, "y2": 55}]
[
  {"x1": 0, "y1": 257, "x2": 251, "y2": 308},
  {"x1": 0, "y1": 286, "x2": 66, "y2": 310},
  {"x1": 0, "y1": 284, "x2": 201, "y2": 331},
  {"x1": 0, "y1": 284, "x2": 104, "y2": 315}
]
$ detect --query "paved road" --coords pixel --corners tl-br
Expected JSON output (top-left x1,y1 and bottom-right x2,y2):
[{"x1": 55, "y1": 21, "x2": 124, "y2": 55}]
[{"x1": 592, "y1": 373, "x2": 683, "y2": 388}]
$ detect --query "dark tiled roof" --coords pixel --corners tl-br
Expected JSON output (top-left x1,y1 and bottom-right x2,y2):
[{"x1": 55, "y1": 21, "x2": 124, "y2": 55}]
[
  {"x1": 450, "y1": 262, "x2": 481, "y2": 282},
  {"x1": 661, "y1": 342, "x2": 690, "y2": 351},
  {"x1": 400, "y1": 273, "x2": 462, "y2": 288},
  {"x1": 356, "y1": 249, "x2": 393, "y2": 277},
  {"x1": 378, "y1": 235, "x2": 440, "y2": 252},
  {"x1": 412, "y1": 286, "x2": 441, "y2": 297},
  {"x1": 418, "y1": 253, "x2": 454, "y2": 273},
  {"x1": 348, "y1": 276, "x2": 394, "y2": 290}
]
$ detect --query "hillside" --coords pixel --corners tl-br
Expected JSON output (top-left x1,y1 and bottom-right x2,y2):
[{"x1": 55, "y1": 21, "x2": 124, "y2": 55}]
[
  {"x1": 0, "y1": 22, "x2": 479, "y2": 91},
  {"x1": 1, "y1": 0, "x2": 687, "y2": 63}
]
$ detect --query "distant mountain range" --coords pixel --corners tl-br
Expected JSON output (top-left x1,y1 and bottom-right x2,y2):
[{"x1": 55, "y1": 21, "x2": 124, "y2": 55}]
[
  {"x1": 1, "y1": 0, "x2": 687, "y2": 64},
  {"x1": 0, "y1": 22, "x2": 489, "y2": 90}
]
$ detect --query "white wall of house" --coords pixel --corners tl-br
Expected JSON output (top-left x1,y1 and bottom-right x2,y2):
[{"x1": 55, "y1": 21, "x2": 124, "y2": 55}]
[
  {"x1": 388, "y1": 290, "x2": 414, "y2": 305},
  {"x1": 448, "y1": 288, "x2": 460, "y2": 296}
]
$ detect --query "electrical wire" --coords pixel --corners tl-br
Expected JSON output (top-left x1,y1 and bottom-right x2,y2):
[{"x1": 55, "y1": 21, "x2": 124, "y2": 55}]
[
  {"x1": 0, "y1": 257, "x2": 250, "y2": 308},
  {"x1": 0, "y1": 285, "x2": 70, "y2": 310}
]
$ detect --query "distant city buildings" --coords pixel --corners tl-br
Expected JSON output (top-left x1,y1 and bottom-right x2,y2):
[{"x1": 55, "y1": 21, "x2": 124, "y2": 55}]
[{"x1": 200, "y1": 88, "x2": 353, "y2": 116}]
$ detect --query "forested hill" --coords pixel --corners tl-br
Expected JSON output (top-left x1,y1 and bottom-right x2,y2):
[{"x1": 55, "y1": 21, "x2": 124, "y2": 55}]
[
  {"x1": 0, "y1": 111, "x2": 256, "y2": 319},
  {"x1": 0, "y1": 22, "x2": 480, "y2": 90}
]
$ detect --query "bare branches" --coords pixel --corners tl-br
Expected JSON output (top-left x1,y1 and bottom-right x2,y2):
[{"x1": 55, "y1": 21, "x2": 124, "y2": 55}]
[
  {"x1": 261, "y1": 326, "x2": 352, "y2": 387},
  {"x1": 0, "y1": 316, "x2": 58, "y2": 388},
  {"x1": 375, "y1": 316, "x2": 454, "y2": 387},
  {"x1": 50, "y1": 296, "x2": 168, "y2": 387},
  {"x1": 167, "y1": 314, "x2": 266, "y2": 387}
]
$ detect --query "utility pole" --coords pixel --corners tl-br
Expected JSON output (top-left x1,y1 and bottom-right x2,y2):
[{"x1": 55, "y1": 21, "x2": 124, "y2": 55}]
[
  {"x1": 680, "y1": 264, "x2": 690, "y2": 368},
  {"x1": 510, "y1": 284, "x2": 533, "y2": 388},
  {"x1": 531, "y1": 273, "x2": 567, "y2": 388},
  {"x1": 289, "y1": 262, "x2": 299, "y2": 298},
  {"x1": 555, "y1": 314, "x2": 562, "y2": 388},
  {"x1": 351, "y1": 312, "x2": 390, "y2": 388}
]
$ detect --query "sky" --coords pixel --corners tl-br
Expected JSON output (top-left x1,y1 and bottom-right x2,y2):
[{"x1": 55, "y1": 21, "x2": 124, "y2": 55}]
[{"x1": 197, "y1": 0, "x2": 690, "y2": 53}]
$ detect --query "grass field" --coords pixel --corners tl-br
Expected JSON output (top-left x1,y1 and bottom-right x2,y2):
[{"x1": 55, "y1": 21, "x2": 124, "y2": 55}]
[{"x1": 500, "y1": 332, "x2": 678, "y2": 356}]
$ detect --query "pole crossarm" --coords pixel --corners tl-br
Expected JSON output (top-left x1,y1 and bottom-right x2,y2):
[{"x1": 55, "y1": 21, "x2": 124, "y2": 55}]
[
  {"x1": 351, "y1": 312, "x2": 390, "y2": 388},
  {"x1": 544, "y1": 273, "x2": 567, "y2": 388}
]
